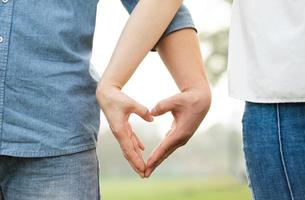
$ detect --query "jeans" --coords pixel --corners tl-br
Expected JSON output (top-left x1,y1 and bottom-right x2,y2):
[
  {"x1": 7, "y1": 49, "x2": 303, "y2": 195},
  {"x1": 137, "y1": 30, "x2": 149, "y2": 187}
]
[
  {"x1": 242, "y1": 102, "x2": 305, "y2": 200},
  {"x1": 0, "y1": 149, "x2": 100, "y2": 200}
]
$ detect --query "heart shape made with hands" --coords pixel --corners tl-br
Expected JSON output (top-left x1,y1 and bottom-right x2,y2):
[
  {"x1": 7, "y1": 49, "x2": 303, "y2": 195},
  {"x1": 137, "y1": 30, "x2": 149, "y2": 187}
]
[{"x1": 97, "y1": 86, "x2": 210, "y2": 178}]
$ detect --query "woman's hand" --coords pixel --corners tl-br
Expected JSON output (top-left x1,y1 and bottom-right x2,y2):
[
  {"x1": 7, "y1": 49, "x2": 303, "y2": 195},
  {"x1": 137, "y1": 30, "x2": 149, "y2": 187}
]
[
  {"x1": 145, "y1": 85, "x2": 211, "y2": 177},
  {"x1": 96, "y1": 83, "x2": 153, "y2": 178}
]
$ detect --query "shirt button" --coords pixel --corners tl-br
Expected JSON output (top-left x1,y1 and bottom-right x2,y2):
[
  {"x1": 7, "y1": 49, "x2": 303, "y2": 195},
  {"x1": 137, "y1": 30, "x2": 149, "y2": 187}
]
[
  {"x1": 2, "y1": 0, "x2": 9, "y2": 3},
  {"x1": 0, "y1": 36, "x2": 4, "y2": 43}
]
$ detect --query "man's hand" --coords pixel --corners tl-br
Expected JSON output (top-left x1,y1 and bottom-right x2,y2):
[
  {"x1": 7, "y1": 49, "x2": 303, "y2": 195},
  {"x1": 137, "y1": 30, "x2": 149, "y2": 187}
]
[
  {"x1": 144, "y1": 86, "x2": 211, "y2": 177},
  {"x1": 96, "y1": 83, "x2": 153, "y2": 178}
]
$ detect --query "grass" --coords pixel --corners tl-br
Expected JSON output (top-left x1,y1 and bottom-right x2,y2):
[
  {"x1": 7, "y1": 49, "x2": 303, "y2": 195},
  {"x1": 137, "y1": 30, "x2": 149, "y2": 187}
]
[{"x1": 100, "y1": 177, "x2": 251, "y2": 200}]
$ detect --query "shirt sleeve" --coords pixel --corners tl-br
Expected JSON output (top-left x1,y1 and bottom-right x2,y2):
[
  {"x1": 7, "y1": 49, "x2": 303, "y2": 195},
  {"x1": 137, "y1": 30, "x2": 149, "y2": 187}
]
[{"x1": 120, "y1": 0, "x2": 197, "y2": 51}]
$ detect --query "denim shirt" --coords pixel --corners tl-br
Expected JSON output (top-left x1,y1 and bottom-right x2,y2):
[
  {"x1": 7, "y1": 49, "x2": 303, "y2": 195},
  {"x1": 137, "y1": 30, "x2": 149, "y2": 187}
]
[{"x1": 0, "y1": 0, "x2": 195, "y2": 157}]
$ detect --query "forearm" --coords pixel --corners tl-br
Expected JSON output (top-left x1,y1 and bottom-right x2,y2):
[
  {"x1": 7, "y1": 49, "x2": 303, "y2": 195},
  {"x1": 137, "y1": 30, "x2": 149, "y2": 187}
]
[
  {"x1": 156, "y1": 29, "x2": 210, "y2": 93},
  {"x1": 99, "y1": 0, "x2": 183, "y2": 89},
  {"x1": 145, "y1": 30, "x2": 211, "y2": 178}
]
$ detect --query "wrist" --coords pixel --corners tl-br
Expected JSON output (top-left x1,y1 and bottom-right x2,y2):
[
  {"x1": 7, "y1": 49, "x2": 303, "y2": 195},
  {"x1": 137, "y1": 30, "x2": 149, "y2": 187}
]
[
  {"x1": 97, "y1": 78, "x2": 122, "y2": 91},
  {"x1": 181, "y1": 79, "x2": 212, "y2": 106},
  {"x1": 96, "y1": 79, "x2": 122, "y2": 100},
  {"x1": 180, "y1": 76, "x2": 210, "y2": 92}
]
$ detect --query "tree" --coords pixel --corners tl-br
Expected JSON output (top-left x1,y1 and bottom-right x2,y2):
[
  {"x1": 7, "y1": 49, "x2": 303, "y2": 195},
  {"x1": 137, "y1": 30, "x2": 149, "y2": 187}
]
[{"x1": 200, "y1": 0, "x2": 232, "y2": 85}]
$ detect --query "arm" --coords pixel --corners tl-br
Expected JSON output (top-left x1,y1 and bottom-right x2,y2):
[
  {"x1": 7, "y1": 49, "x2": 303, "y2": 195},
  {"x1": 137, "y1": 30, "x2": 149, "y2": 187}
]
[
  {"x1": 99, "y1": 0, "x2": 183, "y2": 87},
  {"x1": 145, "y1": 29, "x2": 211, "y2": 177},
  {"x1": 120, "y1": 0, "x2": 197, "y2": 51},
  {"x1": 96, "y1": 0, "x2": 184, "y2": 178}
]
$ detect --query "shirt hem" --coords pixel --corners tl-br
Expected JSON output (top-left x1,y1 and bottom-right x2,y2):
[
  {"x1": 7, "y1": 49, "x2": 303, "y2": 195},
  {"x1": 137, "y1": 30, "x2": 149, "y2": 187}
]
[
  {"x1": 229, "y1": 92, "x2": 305, "y2": 103},
  {"x1": 0, "y1": 143, "x2": 96, "y2": 158},
  {"x1": 152, "y1": 23, "x2": 197, "y2": 52}
]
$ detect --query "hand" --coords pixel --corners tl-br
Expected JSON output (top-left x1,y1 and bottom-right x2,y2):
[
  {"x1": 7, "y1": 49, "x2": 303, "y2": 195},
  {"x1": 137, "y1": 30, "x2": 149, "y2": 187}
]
[
  {"x1": 145, "y1": 86, "x2": 211, "y2": 177},
  {"x1": 96, "y1": 83, "x2": 154, "y2": 178}
]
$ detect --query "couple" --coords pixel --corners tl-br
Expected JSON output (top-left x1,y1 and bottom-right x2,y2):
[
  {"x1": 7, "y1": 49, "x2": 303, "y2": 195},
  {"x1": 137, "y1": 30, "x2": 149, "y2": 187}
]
[{"x1": 0, "y1": 0, "x2": 304, "y2": 200}]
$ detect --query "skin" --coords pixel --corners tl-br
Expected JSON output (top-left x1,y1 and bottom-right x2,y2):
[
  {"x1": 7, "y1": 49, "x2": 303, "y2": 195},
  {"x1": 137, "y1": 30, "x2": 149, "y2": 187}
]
[
  {"x1": 145, "y1": 29, "x2": 211, "y2": 177},
  {"x1": 99, "y1": 0, "x2": 183, "y2": 87},
  {"x1": 96, "y1": 0, "x2": 211, "y2": 178},
  {"x1": 97, "y1": 0, "x2": 183, "y2": 178}
]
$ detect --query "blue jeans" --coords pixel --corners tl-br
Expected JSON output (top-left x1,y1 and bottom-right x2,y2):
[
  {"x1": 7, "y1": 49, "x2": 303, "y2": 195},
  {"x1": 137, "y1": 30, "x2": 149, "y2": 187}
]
[
  {"x1": 0, "y1": 149, "x2": 100, "y2": 200},
  {"x1": 242, "y1": 102, "x2": 305, "y2": 200}
]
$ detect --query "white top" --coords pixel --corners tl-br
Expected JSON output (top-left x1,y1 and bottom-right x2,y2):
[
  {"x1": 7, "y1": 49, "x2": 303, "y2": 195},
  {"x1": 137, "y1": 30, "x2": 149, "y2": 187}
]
[{"x1": 227, "y1": 0, "x2": 305, "y2": 103}]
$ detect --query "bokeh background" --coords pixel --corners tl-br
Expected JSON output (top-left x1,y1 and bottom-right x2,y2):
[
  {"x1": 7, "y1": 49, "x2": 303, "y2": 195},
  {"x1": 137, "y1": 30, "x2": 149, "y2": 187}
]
[{"x1": 91, "y1": 0, "x2": 251, "y2": 199}]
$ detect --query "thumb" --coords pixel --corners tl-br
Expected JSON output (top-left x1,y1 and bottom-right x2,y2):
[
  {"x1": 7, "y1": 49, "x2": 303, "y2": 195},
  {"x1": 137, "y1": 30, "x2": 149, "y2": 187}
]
[
  {"x1": 131, "y1": 101, "x2": 154, "y2": 122},
  {"x1": 151, "y1": 94, "x2": 180, "y2": 116}
]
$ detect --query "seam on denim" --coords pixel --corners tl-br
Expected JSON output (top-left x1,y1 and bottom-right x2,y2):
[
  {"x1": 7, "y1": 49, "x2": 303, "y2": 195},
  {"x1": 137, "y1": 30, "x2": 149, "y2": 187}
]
[
  {"x1": 96, "y1": 150, "x2": 101, "y2": 200},
  {"x1": 153, "y1": 25, "x2": 197, "y2": 52},
  {"x1": 0, "y1": 0, "x2": 15, "y2": 152},
  {"x1": 241, "y1": 107, "x2": 256, "y2": 200},
  {"x1": 277, "y1": 104, "x2": 295, "y2": 200},
  {"x1": 0, "y1": 143, "x2": 96, "y2": 158}
]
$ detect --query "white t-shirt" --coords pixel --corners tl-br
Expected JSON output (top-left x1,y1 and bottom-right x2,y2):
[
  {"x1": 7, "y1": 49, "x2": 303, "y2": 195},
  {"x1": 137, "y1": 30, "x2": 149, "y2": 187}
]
[{"x1": 227, "y1": 0, "x2": 305, "y2": 103}]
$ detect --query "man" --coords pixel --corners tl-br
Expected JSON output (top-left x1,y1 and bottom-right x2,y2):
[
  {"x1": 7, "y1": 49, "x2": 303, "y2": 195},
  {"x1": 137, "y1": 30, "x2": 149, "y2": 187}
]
[
  {"x1": 0, "y1": 0, "x2": 199, "y2": 199},
  {"x1": 228, "y1": 1, "x2": 305, "y2": 199}
]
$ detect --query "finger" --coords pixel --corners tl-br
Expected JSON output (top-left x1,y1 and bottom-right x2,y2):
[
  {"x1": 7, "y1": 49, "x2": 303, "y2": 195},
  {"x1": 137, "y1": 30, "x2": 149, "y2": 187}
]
[
  {"x1": 131, "y1": 101, "x2": 154, "y2": 122},
  {"x1": 128, "y1": 125, "x2": 145, "y2": 151},
  {"x1": 145, "y1": 146, "x2": 176, "y2": 178},
  {"x1": 125, "y1": 153, "x2": 145, "y2": 178},
  {"x1": 131, "y1": 134, "x2": 143, "y2": 159},
  {"x1": 144, "y1": 131, "x2": 179, "y2": 177},
  {"x1": 126, "y1": 153, "x2": 145, "y2": 178},
  {"x1": 120, "y1": 138, "x2": 146, "y2": 178},
  {"x1": 126, "y1": 136, "x2": 145, "y2": 178},
  {"x1": 145, "y1": 144, "x2": 178, "y2": 178},
  {"x1": 115, "y1": 128, "x2": 146, "y2": 177},
  {"x1": 151, "y1": 95, "x2": 180, "y2": 116},
  {"x1": 133, "y1": 131, "x2": 145, "y2": 151},
  {"x1": 130, "y1": 133, "x2": 146, "y2": 176}
]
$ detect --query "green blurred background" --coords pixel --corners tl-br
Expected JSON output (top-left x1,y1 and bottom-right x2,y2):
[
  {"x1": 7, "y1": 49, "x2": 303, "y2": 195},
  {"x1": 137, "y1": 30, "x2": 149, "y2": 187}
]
[
  {"x1": 101, "y1": 178, "x2": 250, "y2": 200},
  {"x1": 92, "y1": 0, "x2": 252, "y2": 199},
  {"x1": 97, "y1": 119, "x2": 251, "y2": 200}
]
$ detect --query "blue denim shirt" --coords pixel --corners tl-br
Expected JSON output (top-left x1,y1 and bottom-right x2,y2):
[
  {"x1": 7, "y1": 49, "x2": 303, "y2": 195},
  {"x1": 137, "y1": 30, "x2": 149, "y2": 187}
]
[{"x1": 0, "y1": 0, "x2": 195, "y2": 157}]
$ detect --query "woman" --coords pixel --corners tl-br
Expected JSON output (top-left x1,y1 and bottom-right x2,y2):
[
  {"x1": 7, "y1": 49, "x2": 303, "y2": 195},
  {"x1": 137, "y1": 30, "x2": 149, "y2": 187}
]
[{"x1": 228, "y1": 0, "x2": 305, "y2": 199}]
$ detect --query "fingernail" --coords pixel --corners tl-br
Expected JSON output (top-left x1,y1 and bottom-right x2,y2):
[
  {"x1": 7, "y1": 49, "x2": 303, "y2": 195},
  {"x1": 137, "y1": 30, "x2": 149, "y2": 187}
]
[
  {"x1": 145, "y1": 170, "x2": 150, "y2": 178},
  {"x1": 150, "y1": 108, "x2": 156, "y2": 116}
]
